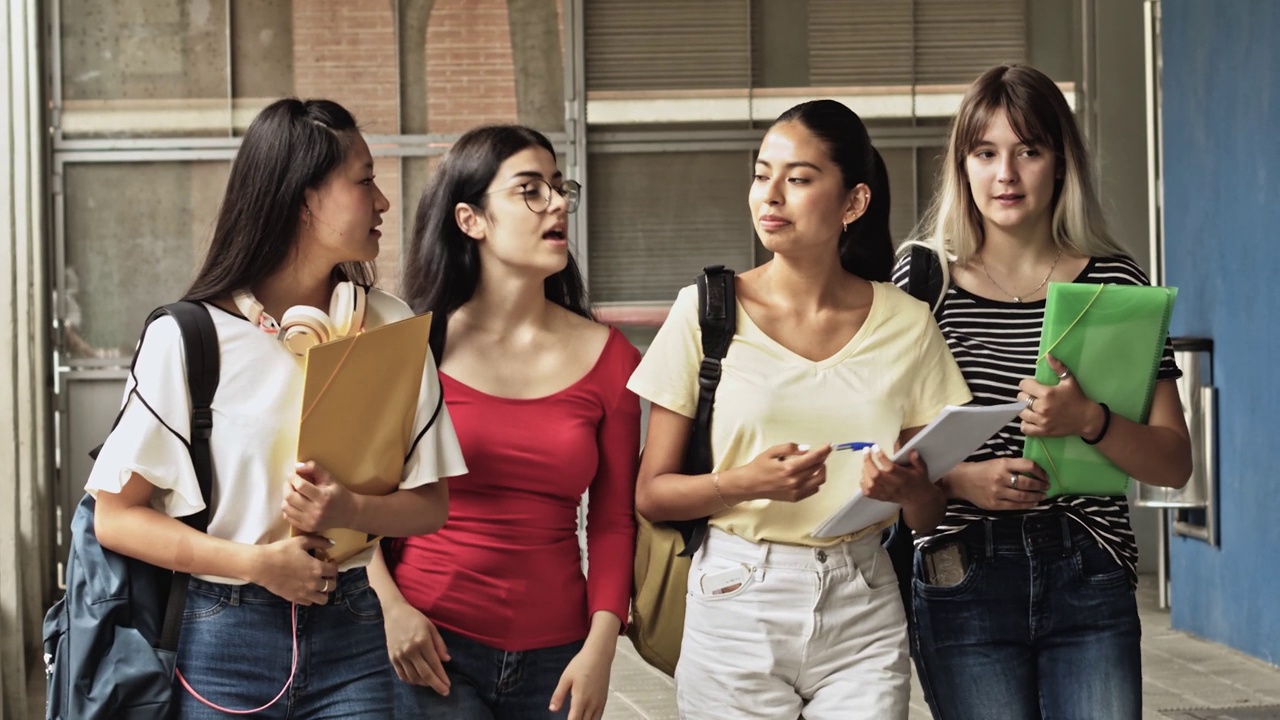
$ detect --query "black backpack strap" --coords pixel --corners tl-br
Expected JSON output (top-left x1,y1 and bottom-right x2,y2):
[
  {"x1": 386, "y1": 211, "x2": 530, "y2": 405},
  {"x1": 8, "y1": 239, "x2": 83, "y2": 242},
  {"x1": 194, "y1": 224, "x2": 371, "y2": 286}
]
[
  {"x1": 144, "y1": 301, "x2": 220, "y2": 655},
  {"x1": 406, "y1": 311, "x2": 448, "y2": 464},
  {"x1": 891, "y1": 246, "x2": 947, "y2": 622},
  {"x1": 673, "y1": 265, "x2": 736, "y2": 558},
  {"x1": 150, "y1": 301, "x2": 220, "y2": 532}
]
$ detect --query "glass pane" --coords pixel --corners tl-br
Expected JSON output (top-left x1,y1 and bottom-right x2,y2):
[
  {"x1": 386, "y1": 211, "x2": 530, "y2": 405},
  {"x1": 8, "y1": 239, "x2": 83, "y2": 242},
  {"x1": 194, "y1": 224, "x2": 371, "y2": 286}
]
[
  {"x1": 587, "y1": 151, "x2": 755, "y2": 303},
  {"x1": 63, "y1": 162, "x2": 229, "y2": 358},
  {"x1": 392, "y1": 155, "x2": 442, "y2": 297},
  {"x1": 880, "y1": 147, "x2": 918, "y2": 244},
  {"x1": 63, "y1": 157, "x2": 411, "y2": 360},
  {"x1": 371, "y1": 155, "x2": 407, "y2": 294},
  {"x1": 229, "y1": 0, "x2": 294, "y2": 101},
  {"x1": 915, "y1": 144, "x2": 948, "y2": 234},
  {"x1": 60, "y1": 0, "x2": 231, "y2": 137}
]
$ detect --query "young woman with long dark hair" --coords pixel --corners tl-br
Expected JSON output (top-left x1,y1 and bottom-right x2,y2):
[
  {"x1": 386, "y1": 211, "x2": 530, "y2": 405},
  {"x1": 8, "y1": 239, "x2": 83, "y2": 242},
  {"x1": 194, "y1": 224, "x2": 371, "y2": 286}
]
[
  {"x1": 628, "y1": 100, "x2": 971, "y2": 719},
  {"x1": 372, "y1": 125, "x2": 641, "y2": 720},
  {"x1": 90, "y1": 98, "x2": 466, "y2": 718}
]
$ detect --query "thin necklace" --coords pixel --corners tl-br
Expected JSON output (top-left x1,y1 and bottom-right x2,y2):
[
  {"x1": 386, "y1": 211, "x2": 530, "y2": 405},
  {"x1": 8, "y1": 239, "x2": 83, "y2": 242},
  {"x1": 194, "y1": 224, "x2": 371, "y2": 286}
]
[{"x1": 978, "y1": 247, "x2": 1063, "y2": 303}]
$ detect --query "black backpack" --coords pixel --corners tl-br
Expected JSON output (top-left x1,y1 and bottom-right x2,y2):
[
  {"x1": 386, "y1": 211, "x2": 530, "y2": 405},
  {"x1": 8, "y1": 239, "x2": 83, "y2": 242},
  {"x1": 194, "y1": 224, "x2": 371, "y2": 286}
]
[
  {"x1": 670, "y1": 263, "x2": 737, "y2": 555},
  {"x1": 43, "y1": 301, "x2": 219, "y2": 720},
  {"x1": 882, "y1": 245, "x2": 946, "y2": 621},
  {"x1": 626, "y1": 264, "x2": 736, "y2": 675}
]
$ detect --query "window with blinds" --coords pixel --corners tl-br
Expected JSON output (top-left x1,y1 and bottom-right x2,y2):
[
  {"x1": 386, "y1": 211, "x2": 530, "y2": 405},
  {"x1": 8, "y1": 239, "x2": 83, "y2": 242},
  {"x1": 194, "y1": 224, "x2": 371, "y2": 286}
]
[
  {"x1": 586, "y1": 0, "x2": 1028, "y2": 94},
  {"x1": 584, "y1": 1, "x2": 751, "y2": 91},
  {"x1": 808, "y1": 0, "x2": 1028, "y2": 87},
  {"x1": 583, "y1": 0, "x2": 1033, "y2": 305}
]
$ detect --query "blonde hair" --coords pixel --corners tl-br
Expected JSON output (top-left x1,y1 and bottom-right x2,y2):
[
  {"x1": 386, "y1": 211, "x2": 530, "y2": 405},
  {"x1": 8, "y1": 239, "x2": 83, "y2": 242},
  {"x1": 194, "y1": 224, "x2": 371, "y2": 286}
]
[{"x1": 904, "y1": 64, "x2": 1128, "y2": 302}]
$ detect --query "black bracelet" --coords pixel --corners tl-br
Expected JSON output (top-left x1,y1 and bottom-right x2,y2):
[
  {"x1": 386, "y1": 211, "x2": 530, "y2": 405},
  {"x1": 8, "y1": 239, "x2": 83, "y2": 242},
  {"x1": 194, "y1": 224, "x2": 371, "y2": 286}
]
[{"x1": 1082, "y1": 402, "x2": 1111, "y2": 445}]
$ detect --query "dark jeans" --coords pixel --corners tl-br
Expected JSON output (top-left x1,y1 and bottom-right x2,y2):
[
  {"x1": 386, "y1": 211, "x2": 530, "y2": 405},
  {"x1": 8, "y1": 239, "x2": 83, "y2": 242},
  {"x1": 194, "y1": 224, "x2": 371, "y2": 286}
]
[
  {"x1": 911, "y1": 513, "x2": 1142, "y2": 720},
  {"x1": 393, "y1": 626, "x2": 584, "y2": 719},
  {"x1": 175, "y1": 567, "x2": 393, "y2": 719}
]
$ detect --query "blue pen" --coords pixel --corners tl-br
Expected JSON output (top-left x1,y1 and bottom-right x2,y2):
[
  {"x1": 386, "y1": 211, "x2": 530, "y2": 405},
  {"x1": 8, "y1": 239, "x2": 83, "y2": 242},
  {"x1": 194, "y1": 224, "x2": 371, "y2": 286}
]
[{"x1": 833, "y1": 441, "x2": 876, "y2": 452}]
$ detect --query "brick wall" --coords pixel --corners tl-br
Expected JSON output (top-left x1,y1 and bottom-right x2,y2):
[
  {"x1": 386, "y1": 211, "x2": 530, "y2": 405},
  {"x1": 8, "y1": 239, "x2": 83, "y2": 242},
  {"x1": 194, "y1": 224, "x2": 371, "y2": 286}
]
[
  {"x1": 292, "y1": 0, "x2": 405, "y2": 286},
  {"x1": 287, "y1": 0, "x2": 565, "y2": 287},
  {"x1": 425, "y1": 0, "x2": 519, "y2": 133}
]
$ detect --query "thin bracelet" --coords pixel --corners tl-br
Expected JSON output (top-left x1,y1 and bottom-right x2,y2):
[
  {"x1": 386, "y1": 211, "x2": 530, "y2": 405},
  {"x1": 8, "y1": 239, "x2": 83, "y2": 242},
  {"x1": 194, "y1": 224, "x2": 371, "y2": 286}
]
[
  {"x1": 1082, "y1": 402, "x2": 1112, "y2": 445},
  {"x1": 712, "y1": 472, "x2": 733, "y2": 509}
]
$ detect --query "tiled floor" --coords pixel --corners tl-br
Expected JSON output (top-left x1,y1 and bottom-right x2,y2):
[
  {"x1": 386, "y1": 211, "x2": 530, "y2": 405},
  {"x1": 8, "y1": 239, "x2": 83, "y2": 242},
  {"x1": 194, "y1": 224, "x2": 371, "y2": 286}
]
[{"x1": 604, "y1": 576, "x2": 1280, "y2": 719}]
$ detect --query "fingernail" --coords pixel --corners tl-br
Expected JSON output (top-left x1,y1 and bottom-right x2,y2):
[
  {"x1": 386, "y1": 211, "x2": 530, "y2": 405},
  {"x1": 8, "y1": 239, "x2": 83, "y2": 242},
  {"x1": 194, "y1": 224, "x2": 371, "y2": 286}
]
[
  {"x1": 328, "y1": 538, "x2": 336, "y2": 546},
  {"x1": 797, "y1": 444, "x2": 811, "y2": 452}
]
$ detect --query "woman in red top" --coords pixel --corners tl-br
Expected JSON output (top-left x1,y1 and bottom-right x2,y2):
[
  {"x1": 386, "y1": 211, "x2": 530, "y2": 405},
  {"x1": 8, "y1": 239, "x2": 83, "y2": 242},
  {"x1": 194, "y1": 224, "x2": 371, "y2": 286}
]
[{"x1": 369, "y1": 125, "x2": 641, "y2": 720}]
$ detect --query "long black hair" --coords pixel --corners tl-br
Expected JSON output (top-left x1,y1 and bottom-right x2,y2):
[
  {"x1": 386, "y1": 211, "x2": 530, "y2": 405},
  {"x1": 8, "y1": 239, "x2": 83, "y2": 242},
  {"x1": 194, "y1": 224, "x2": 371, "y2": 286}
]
[
  {"x1": 402, "y1": 125, "x2": 591, "y2": 325},
  {"x1": 184, "y1": 98, "x2": 374, "y2": 301},
  {"x1": 773, "y1": 100, "x2": 893, "y2": 282}
]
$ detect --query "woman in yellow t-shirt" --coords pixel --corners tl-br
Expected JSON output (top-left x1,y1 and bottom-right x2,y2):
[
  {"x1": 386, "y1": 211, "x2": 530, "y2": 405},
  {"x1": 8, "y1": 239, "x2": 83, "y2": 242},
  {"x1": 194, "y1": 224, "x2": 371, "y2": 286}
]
[{"x1": 627, "y1": 100, "x2": 972, "y2": 720}]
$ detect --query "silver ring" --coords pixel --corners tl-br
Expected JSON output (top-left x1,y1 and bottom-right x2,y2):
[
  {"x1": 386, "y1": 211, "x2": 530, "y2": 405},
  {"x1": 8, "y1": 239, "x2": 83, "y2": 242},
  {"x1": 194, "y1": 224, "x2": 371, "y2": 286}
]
[
  {"x1": 321, "y1": 578, "x2": 330, "y2": 593},
  {"x1": 1009, "y1": 474, "x2": 1018, "y2": 489},
  {"x1": 1027, "y1": 396, "x2": 1036, "y2": 411},
  {"x1": 1058, "y1": 369, "x2": 1070, "y2": 380}
]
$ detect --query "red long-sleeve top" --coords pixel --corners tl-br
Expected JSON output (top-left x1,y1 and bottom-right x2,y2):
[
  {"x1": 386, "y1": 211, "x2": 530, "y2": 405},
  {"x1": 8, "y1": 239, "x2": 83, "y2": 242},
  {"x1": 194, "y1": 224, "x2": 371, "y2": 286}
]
[{"x1": 393, "y1": 328, "x2": 641, "y2": 651}]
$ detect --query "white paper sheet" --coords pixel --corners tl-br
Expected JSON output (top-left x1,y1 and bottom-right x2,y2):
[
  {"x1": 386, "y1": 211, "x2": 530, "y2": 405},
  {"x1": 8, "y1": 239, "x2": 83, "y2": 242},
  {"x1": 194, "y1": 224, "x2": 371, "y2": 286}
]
[{"x1": 810, "y1": 401, "x2": 1028, "y2": 539}]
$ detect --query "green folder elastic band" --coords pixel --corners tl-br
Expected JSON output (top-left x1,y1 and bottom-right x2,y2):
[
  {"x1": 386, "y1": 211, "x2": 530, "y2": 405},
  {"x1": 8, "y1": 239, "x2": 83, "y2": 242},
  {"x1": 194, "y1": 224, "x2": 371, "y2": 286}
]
[{"x1": 1025, "y1": 285, "x2": 1105, "y2": 491}]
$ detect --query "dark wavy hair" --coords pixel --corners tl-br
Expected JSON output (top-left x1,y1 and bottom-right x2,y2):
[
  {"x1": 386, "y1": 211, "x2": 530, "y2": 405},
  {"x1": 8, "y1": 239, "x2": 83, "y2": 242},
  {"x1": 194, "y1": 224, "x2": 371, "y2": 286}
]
[
  {"x1": 184, "y1": 98, "x2": 374, "y2": 301},
  {"x1": 402, "y1": 125, "x2": 591, "y2": 326},
  {"x1": 772, "y1": 100, "x2": 893, "y2": 282}
]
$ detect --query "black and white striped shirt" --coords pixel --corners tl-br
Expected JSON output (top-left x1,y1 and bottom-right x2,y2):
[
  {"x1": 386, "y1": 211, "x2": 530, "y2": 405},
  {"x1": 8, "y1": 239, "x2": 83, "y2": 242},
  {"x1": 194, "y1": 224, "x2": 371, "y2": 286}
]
[{"x1": 892, "y1": 254, "x2": 1181, "y2": 587}]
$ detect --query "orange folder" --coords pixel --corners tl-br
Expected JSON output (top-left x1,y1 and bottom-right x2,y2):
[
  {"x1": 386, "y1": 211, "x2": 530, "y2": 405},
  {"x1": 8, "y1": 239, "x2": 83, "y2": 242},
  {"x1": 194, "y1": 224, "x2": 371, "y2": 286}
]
[{"x1": 294, "y1": 312, "x2": 433, "y2": 563}]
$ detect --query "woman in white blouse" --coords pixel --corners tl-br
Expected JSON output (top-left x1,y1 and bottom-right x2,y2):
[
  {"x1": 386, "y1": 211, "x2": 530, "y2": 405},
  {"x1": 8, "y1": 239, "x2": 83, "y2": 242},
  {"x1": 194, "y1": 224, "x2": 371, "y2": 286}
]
[{"x1": 89, "y1": 98, "x2": 467, "y2": 718}]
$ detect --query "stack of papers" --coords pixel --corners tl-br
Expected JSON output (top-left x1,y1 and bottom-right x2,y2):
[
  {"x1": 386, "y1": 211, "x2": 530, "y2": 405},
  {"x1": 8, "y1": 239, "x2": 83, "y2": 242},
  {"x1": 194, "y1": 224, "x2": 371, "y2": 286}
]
[{"x1": 811, "y1": 401, "x2": 1027, "y2": 538}]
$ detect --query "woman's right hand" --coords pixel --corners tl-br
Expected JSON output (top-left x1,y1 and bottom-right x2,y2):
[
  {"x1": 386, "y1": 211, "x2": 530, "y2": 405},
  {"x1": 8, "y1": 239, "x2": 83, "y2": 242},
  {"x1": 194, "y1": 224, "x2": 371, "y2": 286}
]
[
  {"x1": 726, "y1": 443, "x2": 832, "y2": 503},
  {"x1": 251, "y1": 534, "x2": 337, "y2": 605},
  {"x1": 384, "y1": 601, "x2": 452, "y2": 695},
  {"x1": 943, "y1": 458, "x2": 1049, "y2": 511}
]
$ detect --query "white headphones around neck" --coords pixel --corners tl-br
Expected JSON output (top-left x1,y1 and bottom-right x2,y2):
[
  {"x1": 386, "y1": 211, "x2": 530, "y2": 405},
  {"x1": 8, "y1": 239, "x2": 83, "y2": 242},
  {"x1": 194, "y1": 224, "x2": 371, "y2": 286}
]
[{"x1": 232, "y1": 282, "x2": 367, "y2": 357}]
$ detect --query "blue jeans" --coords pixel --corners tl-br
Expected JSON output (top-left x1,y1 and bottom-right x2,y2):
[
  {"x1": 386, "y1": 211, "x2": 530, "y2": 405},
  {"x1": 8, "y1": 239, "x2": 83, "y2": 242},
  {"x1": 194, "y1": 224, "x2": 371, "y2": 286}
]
[
  {"x1": 911, "y1": 514, "x2": 1142, "y2": 720},
  {"x1": 393, "y1": 626, "x2": 584, "y2": 719},
  {"x1": 175, "y1": 567, "x2": 393, "y2": 719}
]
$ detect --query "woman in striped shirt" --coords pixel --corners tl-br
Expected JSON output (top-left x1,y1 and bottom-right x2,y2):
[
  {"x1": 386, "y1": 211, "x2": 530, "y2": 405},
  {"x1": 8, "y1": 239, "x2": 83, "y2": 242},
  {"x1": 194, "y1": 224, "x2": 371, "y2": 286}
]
[{"x1": 896, "y1": 64, "x2": 1193, "y2": 720}]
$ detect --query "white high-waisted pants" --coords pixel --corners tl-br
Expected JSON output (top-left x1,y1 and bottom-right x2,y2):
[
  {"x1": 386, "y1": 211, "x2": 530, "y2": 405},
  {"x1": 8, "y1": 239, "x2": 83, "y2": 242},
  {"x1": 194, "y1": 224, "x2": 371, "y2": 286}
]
[{"x1": 675, "y1": 527, "x2": 910, "y2": 720}]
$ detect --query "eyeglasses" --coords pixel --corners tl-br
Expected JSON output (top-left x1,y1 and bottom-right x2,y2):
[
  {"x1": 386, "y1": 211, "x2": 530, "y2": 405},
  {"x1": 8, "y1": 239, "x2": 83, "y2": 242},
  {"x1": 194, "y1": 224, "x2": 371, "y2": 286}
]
[{"x1": 486, "y1": 178, "x2": 581, "y2": 214}]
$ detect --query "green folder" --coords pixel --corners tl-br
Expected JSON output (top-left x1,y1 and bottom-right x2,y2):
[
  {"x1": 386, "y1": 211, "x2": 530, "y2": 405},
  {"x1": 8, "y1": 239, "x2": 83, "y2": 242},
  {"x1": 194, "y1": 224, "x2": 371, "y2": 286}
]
[{"x1": 1023, "y1": 282, "x2": 1177, "y2": 497}]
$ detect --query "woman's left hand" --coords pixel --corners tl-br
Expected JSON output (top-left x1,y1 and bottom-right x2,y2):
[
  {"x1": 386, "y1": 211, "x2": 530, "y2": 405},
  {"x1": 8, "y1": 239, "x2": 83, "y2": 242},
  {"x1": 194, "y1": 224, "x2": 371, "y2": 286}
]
[
  {"x1": 282, "y1": 461, "x2": 357, "y2": 533},
  {"x1": 548, "y1": 640, "x2": 613, "y2": 720},
  {"x1": 861, "y1": 446, "x2": 932, "y2": 508},
  {"x1": 1018, "y1": 355, "x2": 1104, "y2": 438}
]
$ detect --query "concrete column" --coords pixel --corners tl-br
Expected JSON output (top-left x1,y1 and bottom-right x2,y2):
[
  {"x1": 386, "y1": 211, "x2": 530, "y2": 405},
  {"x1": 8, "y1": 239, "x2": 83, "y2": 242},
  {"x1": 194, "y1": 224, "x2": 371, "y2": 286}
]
[{"x1": 1, "y1": 1, "x2": 53, "y2": 716}]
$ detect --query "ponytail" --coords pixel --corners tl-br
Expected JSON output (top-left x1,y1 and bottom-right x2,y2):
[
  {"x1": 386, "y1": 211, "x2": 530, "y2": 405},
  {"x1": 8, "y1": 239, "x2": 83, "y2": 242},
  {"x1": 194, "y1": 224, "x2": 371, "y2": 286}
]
[{"x1": 839, "y1": 146, "x2": 893, "y2": 281}]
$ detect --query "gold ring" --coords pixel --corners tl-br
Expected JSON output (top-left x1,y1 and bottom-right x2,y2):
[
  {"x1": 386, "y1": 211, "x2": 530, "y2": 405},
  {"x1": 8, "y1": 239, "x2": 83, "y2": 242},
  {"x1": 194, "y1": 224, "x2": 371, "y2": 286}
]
[
  {"x1": 1027, "y1": 396, "x2": 1036, "y2": 411},
  {"x1": 322, "y1": 578, "x2": 330, "y2": 593},
  {"x1": 1058, "y1": 369, "x2": 1070, "y2": 380}
]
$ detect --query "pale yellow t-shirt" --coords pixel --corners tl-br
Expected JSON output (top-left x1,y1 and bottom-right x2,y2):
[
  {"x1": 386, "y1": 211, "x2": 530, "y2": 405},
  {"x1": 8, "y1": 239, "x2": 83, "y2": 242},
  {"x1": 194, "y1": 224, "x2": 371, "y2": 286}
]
[{"x1": 628, "y1": 280, "x2": 972, "y2": 547}]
